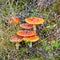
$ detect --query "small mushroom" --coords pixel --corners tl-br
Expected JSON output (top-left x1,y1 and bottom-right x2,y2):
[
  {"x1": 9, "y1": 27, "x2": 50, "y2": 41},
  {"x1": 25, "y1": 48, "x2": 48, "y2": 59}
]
[
  {"x1": 17, "y1": 30, "x2": 36, "y2": 37},
  {"x1": 24, "y1": 35, "x2": 39, "y2": 47},
  {"x1": 25, "y1": 17, "x2": 44, "y2": 31},
  {"x1": 20, "y1": 23, "x2": 33, "y2": 29},
  {"x1": 10, "y1": 35, "x2": 23, "y2": 49},
  {"x1": 9, "y1": 16, "x2": 20, "y2": 24}
]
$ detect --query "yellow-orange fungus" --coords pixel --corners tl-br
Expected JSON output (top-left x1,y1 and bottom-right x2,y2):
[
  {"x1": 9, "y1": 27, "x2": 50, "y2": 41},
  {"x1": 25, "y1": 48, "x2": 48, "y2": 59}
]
[
  {"x1": 9, "y1": 16, "x2": 20, "y2": 24},
  {"x1": 25, "y1": 17, "x2": 44, "y2": 25},
  {"x1": 24, "y1": 35, "x2": 39, "y2": 42},
  {"x1": 17, "y1": 30, "x2": 36, "y2": 37}
]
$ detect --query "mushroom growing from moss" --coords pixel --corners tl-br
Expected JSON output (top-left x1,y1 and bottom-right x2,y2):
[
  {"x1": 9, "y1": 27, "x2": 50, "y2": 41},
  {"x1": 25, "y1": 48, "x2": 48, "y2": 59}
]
[
  {"x1": 9, "y1": 16, "x2": 20, "y2": 24},
  {"x1": 24, "y1": 35, "x2": 39, "y2": 47},
  {"x1": 20, "y1": 23, "x2": 33, "y2": 29},
  {"x1": 10, "y1": 35, "x2": 23, "y2": 49},
  {"x1": 25, "y1": 17, "x2": 44, "y2": 31},
  {"x1": 17, "y1": 30, "x2": 36, "y2": 37}
]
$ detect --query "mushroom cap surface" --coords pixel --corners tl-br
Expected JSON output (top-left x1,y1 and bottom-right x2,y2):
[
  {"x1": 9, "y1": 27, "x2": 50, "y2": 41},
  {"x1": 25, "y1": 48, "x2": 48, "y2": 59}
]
[
  {"x1": 24, "y1": 35, "x2": 39, "y2": 42},
  {"x1": 9, "y1": 16, "x2": 20, "y2": 24},
  {"x1": 10, "y1": 35, "x2": 23, "y2": 42},
  {"x1": 17, "y1": 30, "x2": 36, "y2": 37},
  {"x1": 25, "y1": 17, "x2": 44, "y2": 25},
  {"x1": 20, "y1": 23, "x2": 33, "y2": 29}
]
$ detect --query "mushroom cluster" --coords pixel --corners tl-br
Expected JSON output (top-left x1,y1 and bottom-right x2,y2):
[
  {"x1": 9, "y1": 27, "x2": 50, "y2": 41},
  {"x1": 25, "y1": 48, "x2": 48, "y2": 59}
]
[{"x1": 9, "y1": 16, "x2": 44, "y2": 49}]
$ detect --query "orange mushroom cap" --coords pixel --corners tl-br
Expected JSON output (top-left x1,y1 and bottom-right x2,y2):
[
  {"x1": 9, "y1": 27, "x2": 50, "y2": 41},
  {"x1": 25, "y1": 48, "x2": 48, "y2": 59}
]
[
  {"x1": 9, "y1": 16, "x2": 20, "y2": 24},
  {"x1": 25, "y1": 17, "x2": 44, "y2": 25},
  {"x1": 10, "y1": 35, "x2": 24, "y2": 42},
  {"x1": 20, "y1": 23, "x2": 33, "y2": 29},
  {"x1": 17, "y1": 30, "x2": 36, "y2": 37},
  {"x1": 24, "y1": 35, "x2": 39, "y2": 42}
]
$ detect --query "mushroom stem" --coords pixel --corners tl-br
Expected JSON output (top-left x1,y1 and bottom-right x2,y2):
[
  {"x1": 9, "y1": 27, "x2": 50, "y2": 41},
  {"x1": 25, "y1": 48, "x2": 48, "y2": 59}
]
[
  {"x1": 14, "y1": 24, "x2": 17, "y2": 31},
  {"x1": 15, "y1": 42, "x2": 20, "y2": 49},
  {"x1": 8, "y1": 54, "x2": 10, "y2": 60},
  {"x1": 33, "y1": 25, "x2": 36, "y2": 31},
  {"x1": 4, "y1": 56, "x2": 5, "y2": 60},
  {"x1": 28, "y1": 43, "x2": 32, "y2": 48}
]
